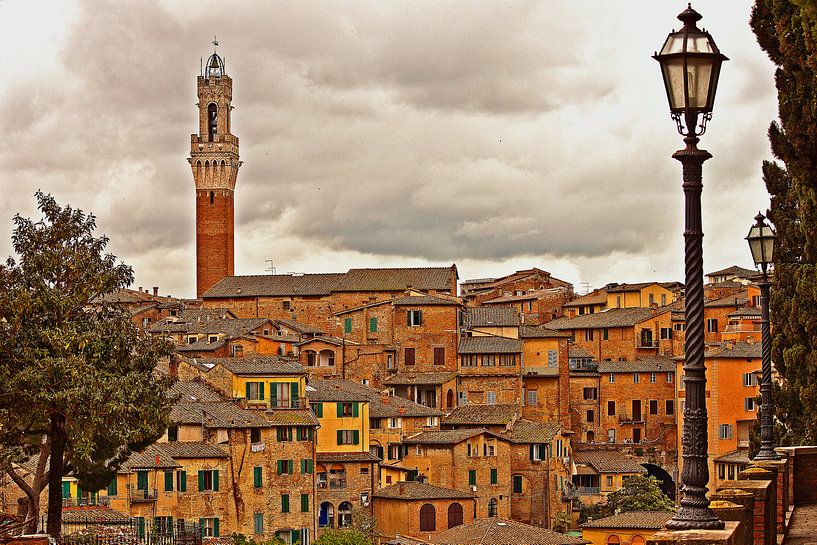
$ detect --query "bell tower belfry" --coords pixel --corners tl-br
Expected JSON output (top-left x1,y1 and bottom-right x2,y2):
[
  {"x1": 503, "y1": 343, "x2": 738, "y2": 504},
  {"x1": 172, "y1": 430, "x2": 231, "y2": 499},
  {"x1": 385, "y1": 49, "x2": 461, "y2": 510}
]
[{"x1": 189, "y1": 40, "x2": 240, "y2": 298}]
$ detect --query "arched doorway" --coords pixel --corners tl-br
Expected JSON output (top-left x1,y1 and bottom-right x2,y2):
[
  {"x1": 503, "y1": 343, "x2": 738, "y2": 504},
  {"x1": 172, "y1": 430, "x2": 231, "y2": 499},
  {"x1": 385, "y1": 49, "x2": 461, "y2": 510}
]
[
  {"x1": 447, "y1": 503, "x2": 463, "y2": 529},
  {"x1": 338, "y1": 502, "x2": 353, "y2": 527},
  {"x1": 641, "y1": 463, "x2": 676, "y2": 500},
  {"x1": 446, "y1": 389, "x2": 455, "y2": 409},
  {"x1": 319, "y1": 502, "x2": 334, "y2": 528}
]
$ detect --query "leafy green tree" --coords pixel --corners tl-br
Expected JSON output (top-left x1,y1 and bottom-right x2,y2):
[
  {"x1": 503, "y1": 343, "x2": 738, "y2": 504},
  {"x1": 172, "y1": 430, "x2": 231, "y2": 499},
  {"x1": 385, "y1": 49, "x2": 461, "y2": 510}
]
[
  {"x1": 750, "y1": 0, "x2": 817, "y2": 444},
  {"x1": 312, "y1": 529, "x2": 372, "y2": 545},
  {"x1": 0, "y1": 192, "x2": 174, "y2": 535},
  {"x1": 605, "y1": 475, "x2": 674, "y2": 513}
]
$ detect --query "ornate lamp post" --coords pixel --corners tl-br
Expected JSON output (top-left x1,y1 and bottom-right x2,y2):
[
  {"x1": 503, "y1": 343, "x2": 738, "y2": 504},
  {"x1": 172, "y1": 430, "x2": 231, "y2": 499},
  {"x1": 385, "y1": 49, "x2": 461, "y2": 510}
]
[
  {"x1": 654, "y1": 4, "x2": 728, "y2": 530},
  {"x1": 746, "y1": 213, "x2": 779, "y2": 460}
]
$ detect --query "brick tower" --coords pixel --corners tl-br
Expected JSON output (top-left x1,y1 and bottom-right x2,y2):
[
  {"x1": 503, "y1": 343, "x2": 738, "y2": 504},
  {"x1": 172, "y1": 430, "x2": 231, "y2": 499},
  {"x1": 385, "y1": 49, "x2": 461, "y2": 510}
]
[{"x1": 190, "y1": 42, "x2": 241, "y2": 298}]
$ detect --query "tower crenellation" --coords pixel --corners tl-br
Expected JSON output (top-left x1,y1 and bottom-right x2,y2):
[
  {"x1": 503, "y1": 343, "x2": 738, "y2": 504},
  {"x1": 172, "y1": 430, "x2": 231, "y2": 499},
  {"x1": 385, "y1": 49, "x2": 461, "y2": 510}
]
[{"x1": 190, "y1": 42, "x2": 240, "y2": 298}]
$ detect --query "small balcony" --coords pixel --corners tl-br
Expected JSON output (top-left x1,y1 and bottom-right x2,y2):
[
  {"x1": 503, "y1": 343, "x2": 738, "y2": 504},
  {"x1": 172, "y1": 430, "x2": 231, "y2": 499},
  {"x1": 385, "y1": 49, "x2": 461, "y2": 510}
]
[
  {"x1": 128, "y1": 486, "x2": 158, "y2": 503},
  {"x1": 618, "y1": 413, "x2": 645, "y2": 424}
]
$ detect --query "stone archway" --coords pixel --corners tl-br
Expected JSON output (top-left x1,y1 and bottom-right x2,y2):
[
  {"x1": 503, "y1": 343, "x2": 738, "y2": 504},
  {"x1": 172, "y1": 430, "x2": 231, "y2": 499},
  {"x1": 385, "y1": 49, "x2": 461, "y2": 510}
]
[{"x1": 641, "y1": 463, "x2": 675, "y2": 500}]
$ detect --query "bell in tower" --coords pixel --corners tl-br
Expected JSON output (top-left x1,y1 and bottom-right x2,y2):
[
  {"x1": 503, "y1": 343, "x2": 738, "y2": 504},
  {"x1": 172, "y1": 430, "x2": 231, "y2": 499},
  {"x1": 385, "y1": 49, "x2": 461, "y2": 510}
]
[{"x1": 189, "y1": 39, "x2": 241, "y2": 298}]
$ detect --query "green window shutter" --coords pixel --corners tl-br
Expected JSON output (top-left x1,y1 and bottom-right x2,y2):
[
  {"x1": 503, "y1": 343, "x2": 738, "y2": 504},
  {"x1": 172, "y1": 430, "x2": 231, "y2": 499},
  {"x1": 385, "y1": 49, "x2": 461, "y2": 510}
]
[
  {"x1": 180, "y1": 472, "x2": 187, "y2": 492},
  {"x1": 291, "y1": 382, "x2": 299, "y2": 405},
  {"x1": 213, "y1": 470, "x2": 219, "y2": 491},
  {"x1": 353, "y1": 430, "x2": 360, "y2": 445},
  {"x1": 292, "y1": 529, "x2": 301, "y2": 544},
  {"x1": 418, "y1": 310, "x2": 423, "y2": 324},
  {"x1": 164, "y1": 470, "x2": 174, "y2": 492},
  {"x1": 276, "y1": 428, "x2": 282, "y2": 441},
  {"x1": 301, "y1": 493, "x2": 309, "y2": 512},
  {"x1": 309, "y1": 460, "x2": 314, "y2": 473},
  {"x1": 281, "y1": 494, "x2": 290, "y2": 513},
  {"x1": 213, "y1": 518, "x2": 219, "y2": 537},
  {"x1": 259, "y1": 382, "x2": 265, "y2": 400},
  {"x1": 308, "y1": 427, "x2": 314, "y2": 441},
  {"x1": 137, "y1": 471, "x2": 148, "y2": 491},
  {"x1": 62, "y1": 481, "x2": 70, "y2": 499},
  {"x1": 246, "y1": 382, "x2": 251, "y2": 399},
  {"x1": 107, "y1": 477, "x2": 117, "y2": 496},
  {"x1": 337, "y1": 402, "x2": 344, "y2": 417},
  {"x1": 468, "y1": 470, "x2": 476, "y2": 486},
  {"x1": 300, "y1": 459, "x2": 306, "y2": 474},
  {"x1": 337, "y1": 430, "x2": 343, "y2": 445},
  {"x1": 370, "y1": 317, "x2": 377, "y2": 332},
  {"x1": 313, "y1": 403, "x2": 323, "y2": 418},
  {"x1": 344, "y1": 318, "x2": 352, "y2": 334},
  {"x1": 253, "y1": 466, "x2": 262, "y2": 488},
  {"x1": 529, "y1": 445, "x2": 534, "y2": 461},
  {"x1": 277, "y1": 460, "x2": 283, "y2": 475},
  {"x1": 539, "y1": 444, "x2": 547, "y2": 460},
  {"x1": 270, "y1": 384, "x2": 278, "y2": 407},
  {"x1": 353, "y1": 403, "x2": 359, "y2": 417},
  {"x1": 490, "y1": 469, "x2": 497, "y2": 485},
  {"x1": 137, "y1": 517, "x2": 145, "y2": 539},
  {"x1": 199, "y1": 518, "x2": 204, "y2": 539}
]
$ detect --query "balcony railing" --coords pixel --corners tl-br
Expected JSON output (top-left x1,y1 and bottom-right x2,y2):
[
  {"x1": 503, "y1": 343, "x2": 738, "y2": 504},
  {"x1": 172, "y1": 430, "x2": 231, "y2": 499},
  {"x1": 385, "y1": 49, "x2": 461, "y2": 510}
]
[
  {"x1": 618, "y1": 413, "x2": 645, "y2": 424},
  {"x1": 128, "y1": 486, "x2": 158, "y2": 502},
  {"x1": 62, "y1": 496, "x2": 111, "y2": 508}
]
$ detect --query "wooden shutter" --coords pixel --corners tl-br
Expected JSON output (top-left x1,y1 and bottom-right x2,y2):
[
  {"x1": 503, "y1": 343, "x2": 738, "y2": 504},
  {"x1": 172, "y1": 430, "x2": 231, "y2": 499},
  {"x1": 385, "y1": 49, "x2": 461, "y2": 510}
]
[
  {"x1": 405, "y1": 347, "x2": 415, "y2": 366},
  {"x1": 253, "y1": 466, "x2": 262, "y2": 488},
  {"x1": 281, "y1": 494, "x2": 290, "y2": 513},
  {"x1": 468, "y1": 470, "x2": 476, "y2": 486},
  {"x1": 529, "y1": 445, "x2": 535, "y2": 461},
  {"x1": 352, "y1": 403, "x2": 359, "y2": 417},
  {"x1": 313, "y1": 403, "x2": 323, "y2": 418},
  {"x1": 490, "y1": 469, "x2": 497, "y2": 484},
  {"x1": 418, "y1": 310, "x2": 423, "y2": 325},
  {"x1": 369, "y1": 317, "x2": 377, "y2": 332},
  {"x1": 137, "y1": 471, "x2": 148, "y2": 491},
  {"x1": 337, "y1": 430, "x2": 343, "y2": 445},
  {"x1": 337, "y1": 402, "x2": 344, "y2": 417},
  {"x1": 213, "y1": 470, "x2": 219, "y2": 491},
  {"x1": 447, "y1": 503, "x2": 463, "y2": 529},
  {"x1": 198, "y1": 470, "x2": 205, "y2": 492},
  {"x1": 434, "y1": 347, "x2": 444, "y2": 365},
  {"x1": 420, "y1": 504, "x2": 436, "y2": 532},
  {"x1": 277, "y1": 460, "x2": 283, "y2": 475},
  {"x1": 245, "y1": 382, "x2": 251, "y2": 400},
  {"x1": 270, "y1": 384, "x2": 278, "y2": 407},
  {"x1": 259, "y1": 382, "x2": 265, "y2": 400},
  {"x1": 344, "y1": 318, "x2": 352, "y2": 333},
  {"x1": 180, "y1": 472, "x2": 187, "y2": 492},
  {"x1": 107, "y1": 478, "x2": 117, "y2": 496},
  {"x1": 538, "y1": 444, "x2": 546, "y2": 460},
  {"x1": 353, "y1": 430, "x2": 360, "y2": 444},
  {"x1": 164, "y1": 470, "x2": 174, "y2": 492},
  {"x1": 291, "y1": 382, "x2": 299, "y2": 405},
  {"x1": 301, "y1": 493, "x2": 309, "y2": 512},
  {"x1": 213, "y1": 518, "x2": 219, "y2": 537}
]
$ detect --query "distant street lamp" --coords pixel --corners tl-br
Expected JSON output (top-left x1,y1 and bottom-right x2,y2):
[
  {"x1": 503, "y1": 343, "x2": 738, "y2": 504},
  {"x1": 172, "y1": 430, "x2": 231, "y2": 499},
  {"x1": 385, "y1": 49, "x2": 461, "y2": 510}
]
[
  {"x1": 654, "y1": 4, "x2": 728, "y2": 531},
  {"x1": 746, "y1": 212, "x2": 779, "y2": 461}
]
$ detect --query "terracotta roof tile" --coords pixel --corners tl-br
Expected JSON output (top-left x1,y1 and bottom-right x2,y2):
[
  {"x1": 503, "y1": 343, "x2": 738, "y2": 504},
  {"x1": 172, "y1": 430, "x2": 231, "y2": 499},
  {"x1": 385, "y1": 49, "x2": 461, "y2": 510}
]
[
  {"x1": 203, "y1": 273, "x2": 344, "y2": 298},
  {"x1": 707, "y1": 265, "x2": 757, "y2": 279},
  {"x1": 122, "y1": 444, "x2": 181, "y2": 470},
  {"x1": 383, "y1": 372, "x2": 457, "y2": 386},
  {"x1": 501, "y1": 420, "x2": 561, "y2": 444},
  {"x1": 713, "y1": 449, "x2": 752, "y2": 464},
  {"x1": 211, "y1": 356, "x2": 304, "y2": 376},
  {"x1": 581, "y1": 511, "x2": 673, "y2": 529},
  {"x1": 316, "y1": 452, "x2": 380, "y2": 463},
  {"x1": 373, "y1": 481, "x2": 476, "y2": 500},
  {"x1": 432, "y1": 518, "x2": 588, "y2": 545},
  {"x1": 392, "y1": 295, "x2": 462, "y2": 306},
  {"x1": 156, "y1": 442, "x2": 228, "y2": 459},
  {"x1": 275, "y1": 319, "x2": 326, "y2": 335},
  {"x1": 705, "y1": 292, "x2": 750, "y2": 308},
  {"x1": 705, "y1": 341, "x2": 761, "y2": 359},
  {"x1": 458, "y1": 336, "x2": 522, "y2": 354},
  {"x1": 306, "y1": 380, "x2": 440, "y2": 418},
  {"x1": 334, "y1": 267, "x2": 456, "y2": 292},
  {"x1": 483, "y1": 288, "x2": 568, "y2": 304},
  {"x1": 519, "y1": 326, "x2": 570, "y2": 339},
  {"x1": 61, "y1": 506, "x2": 130, "y2": 523},
  {"x1": 264, "y1": 408, "x2": 319, "y2": 426},
  {"x1": 572, "y1": 450, "x2": 646, "y2": 474},
  {"x1": 548, "y1": 308, "x2": 669, "y2": 330},
  {"x1": 442, "y1": 404, "x2": 518, "y2": 426},
  {"x1": 597, "y1": 357, "x2": 674, "y2": 374},
  {"x1": 563, "y1": 292, "x2": 608, "y2": 308},
  {"x1": 306, "y1": 379, "x2": 371, "y2": 402},
  {"x1": 466, "y1": 307, "x2": 520, "y2": 327},
  {"x1": 403, "y1": 429, "x2": 500, "y2": 445}
]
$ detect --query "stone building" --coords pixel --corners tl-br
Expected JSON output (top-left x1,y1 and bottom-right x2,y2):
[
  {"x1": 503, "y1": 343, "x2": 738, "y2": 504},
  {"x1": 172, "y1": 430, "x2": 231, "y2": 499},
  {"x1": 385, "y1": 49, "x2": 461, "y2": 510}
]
[
  {"x1": 430, "y1": 517, "x2": 587, "y2": 545},
  {"x1": 460, "y1": 268, "x2": 574, "y2": 307},
  {"x1": 581, "y1": 511, "x2": 674, "y2": 545}
]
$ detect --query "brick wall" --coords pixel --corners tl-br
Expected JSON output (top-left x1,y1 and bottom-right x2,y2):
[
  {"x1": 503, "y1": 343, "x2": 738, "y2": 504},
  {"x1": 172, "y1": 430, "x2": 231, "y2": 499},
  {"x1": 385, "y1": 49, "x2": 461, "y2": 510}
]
[{"x1": 195, "y1": 190, "x2": 234, "y2": 299}]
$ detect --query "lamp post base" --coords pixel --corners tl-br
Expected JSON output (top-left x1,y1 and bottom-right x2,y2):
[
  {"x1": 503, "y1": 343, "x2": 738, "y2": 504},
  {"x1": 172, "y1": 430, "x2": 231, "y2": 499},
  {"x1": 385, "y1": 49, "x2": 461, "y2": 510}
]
[
  {"x1": 665, "y1": 509, "x2": 725, "y2": 531},
  {"x1": 754, "y1": 447, "x2": 781, "y2": 461}
]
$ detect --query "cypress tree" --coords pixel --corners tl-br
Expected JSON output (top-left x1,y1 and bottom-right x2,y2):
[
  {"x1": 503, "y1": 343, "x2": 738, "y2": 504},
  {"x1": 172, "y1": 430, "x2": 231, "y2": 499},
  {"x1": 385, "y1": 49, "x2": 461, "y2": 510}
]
[{"x1": 751, "y1": 0, "x2": 817, "y2": 443}]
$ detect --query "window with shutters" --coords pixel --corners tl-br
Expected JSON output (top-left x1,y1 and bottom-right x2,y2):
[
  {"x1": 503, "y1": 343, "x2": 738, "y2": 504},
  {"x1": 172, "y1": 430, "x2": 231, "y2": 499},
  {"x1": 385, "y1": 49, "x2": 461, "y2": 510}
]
[
  {"x1": 583, "y1": 387, "x2": 597, "y2": 400},
  {"x1": 281, "y1": 494, "x2": 290, "y2": 513},
  {"x1": 745, "y1": 397, "x2": 756, "y2": 411},
  {"x1": 344, "y1": 318, "x2": 352, "y2": 334},
  {"x1": 253, "y1": 513, "x2": 263, "y2": 535},
  {"x1": 253, "y1": 466, "x2": 262, "y2": 488},
  {"x1": 269, "y1": 382, "x2": 295, "y2": 408},
  {"x1": 499, "y1": 354, "x2": 516, "y2": 366},
  {"x1": 176, "y1": 471, "x2": 187, "y2": 492},
  {"x1": 743, "y1": 372, "x2": 757, "y2": 387},
  {"x1": 301, "y1": 459, "x2": 314, "y2": 474},
  {"x1": 633, "y1": 373, "x2": 640, "y2": 384},
  {"x1": 666, "y1": 399, "x2": 675, "y2": 415},
  {"x1": 513, "y1": 475, "x2": 523, "y2": 494},
  {"x1": 311, "y1": 402, "x2": 323, "y2": 418},
  {"x1": 707, "y1": 318, "x2": 719, "y2": 332},
  {"x1": 468, "y1": 470, "x2": 476, "y2": 486},
  {"x1": 276, "y1": 427, "x2": 293, "y2": 442},
  {"x1": 198, "y1": 470, "x2": 218, "y2": 492},
  {"x1": 607, "y1": 400, "x2": 616, "y2": 416},
  {"x1": 419, "y1": 504, "x2": 436, "y2": 532},
  {"x1": 250, "y1": 428, "x2": 261, "y2": 443},
  {"x1": 369, "y1": 317, "x2": 378, "y2": 333},
  {"x1": 164, "y1": 470, "x2": 174, "y2": 492},
  {"x1": 136, "y1": 471, "x2": 148, "y2": 491},
  {"x1": 586, "y1": 329, "x2": 594, "y2": 341},
  {"x1": 649, "y1": 400, "x2": 658, "y2": 415},
  {"x1": 434, "y1": 347, "x2": 445, "y2": 365},
  {"x1": 107, "y1": 477, "x2": 118, "y2": 497},
  {"x1": 301, "y1": 493, "x2": 310, "y2": 512},
  {"x1": 276, "y1": 460, "x2": 294, "y2": 475},
  {"x1": 339, "y1": 402, "x2": 357, "y2": 417},
  {"x1": 719, "y1": 424, "x2": 733, "y2": 439},
  {"x1": 490, "y1": 469, "x2": 497, "y2": 484},
  {"x1": 246, "y1": 382, "x2": 265, "y2": 401},
  {"x1": 667, "y1": 372, "x2": 673, "y2": 383},
  {"x1": 297, "y1": 427, "x2": 312, "y2": 441},
  {"x1": 201, "y1": 517, "x2": 219, "y2": 538},
  {"x1": 407, "y1": 310, "x2": 422, "y2": 326},
  {"x1": 405, "y1": 347, "x2": 416, "y2": 366},
  {"x1": 337, "y1": 430, "x2": 360, "y2": 445},
  {"x1": 660, "y1": 328, "x2": 673, "y2": 340},
  {"x1": 447, "y1": 503, "x2": 463, "y2": 529}
]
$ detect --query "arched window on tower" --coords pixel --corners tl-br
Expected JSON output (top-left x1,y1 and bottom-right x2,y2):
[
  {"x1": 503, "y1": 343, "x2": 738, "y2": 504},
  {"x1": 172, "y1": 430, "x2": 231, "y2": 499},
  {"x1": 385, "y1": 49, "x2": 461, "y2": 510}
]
[
  {"x1": 208, "y1": 103, "x2": 218, "y2": 142},
  {"x1": 209, "y1": 191, "x2": 214, "y2": 205}
]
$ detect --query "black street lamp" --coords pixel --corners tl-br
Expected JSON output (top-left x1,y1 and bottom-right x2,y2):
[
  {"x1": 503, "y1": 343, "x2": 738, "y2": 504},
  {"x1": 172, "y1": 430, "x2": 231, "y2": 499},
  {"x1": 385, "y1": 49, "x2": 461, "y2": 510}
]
[
  {"x1": 746, "y1": 212, "x2": 779, "y2": 461},
  {"x1": 654, "y1": 4, "x2": 728, "y2": 531}
]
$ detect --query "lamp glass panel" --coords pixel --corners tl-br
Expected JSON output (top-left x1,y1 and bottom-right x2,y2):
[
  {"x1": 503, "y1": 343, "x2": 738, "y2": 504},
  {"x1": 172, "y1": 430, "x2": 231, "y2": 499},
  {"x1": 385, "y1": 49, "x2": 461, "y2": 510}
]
[
  {"x1": 688, "y1": 35, "x2": 714, "y2": 53},
  {"x1": 662, "y1": 58, "x2": 687, "y2": 110},
  {"x1": 661, "y1": 34, "x2": 685, "y2": 55},
  {"x1": 685, "y1": 58, "x2": 713, "y2": 109}
]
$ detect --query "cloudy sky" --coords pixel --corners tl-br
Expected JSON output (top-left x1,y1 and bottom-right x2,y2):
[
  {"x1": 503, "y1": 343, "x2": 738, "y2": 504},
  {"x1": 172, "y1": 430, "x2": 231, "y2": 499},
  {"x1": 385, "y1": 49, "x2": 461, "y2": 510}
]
[{"x1": 0, "y1": 1, "x2": 777, "y2": 298}]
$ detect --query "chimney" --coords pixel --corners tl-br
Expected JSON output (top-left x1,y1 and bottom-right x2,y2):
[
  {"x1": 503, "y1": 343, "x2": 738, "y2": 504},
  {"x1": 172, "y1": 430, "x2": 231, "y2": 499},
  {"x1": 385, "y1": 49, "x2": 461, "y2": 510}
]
[
  {"x1": 138, "y1": 286, "x2": 143, "y2": 293},
  {"x1": 153, "y1": 287, "x2": 159, "y2": 297},
  {"x1": 381, "y1": 396, "x2": 391, "y2": 405},
  {"x1": 398, "y1": 481, "x2": 405, "y2": 494}
]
